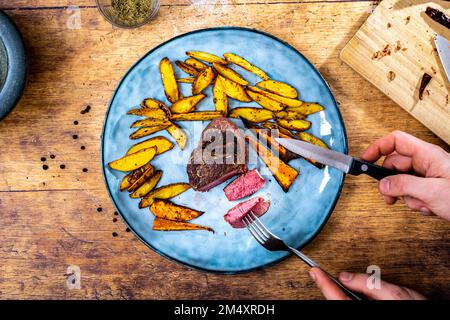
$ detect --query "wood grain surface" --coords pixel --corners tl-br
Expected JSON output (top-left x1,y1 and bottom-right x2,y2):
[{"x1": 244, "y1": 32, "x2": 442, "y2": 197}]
[
  {"x1": 341, "y1": 0, "x2": 450, "y2": 144},
  {"x1": 0, "y1": 0, "x2": 449, "y2": 300}
]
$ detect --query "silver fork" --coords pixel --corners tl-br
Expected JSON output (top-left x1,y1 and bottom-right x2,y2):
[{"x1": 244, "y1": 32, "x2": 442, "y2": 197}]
[{"x1": 243, "y1": 211, "x2": 363, "y2": 300}]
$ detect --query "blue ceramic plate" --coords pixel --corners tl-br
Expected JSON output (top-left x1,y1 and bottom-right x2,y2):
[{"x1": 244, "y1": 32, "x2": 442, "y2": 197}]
[{"x1": 102, "y1": 27, "x2": 347, "y2": 273}]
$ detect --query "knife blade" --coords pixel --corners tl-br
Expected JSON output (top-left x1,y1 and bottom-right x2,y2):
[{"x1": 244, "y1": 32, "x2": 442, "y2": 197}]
[
  {"x1": 435, "y1": 34, "x2": 450, "y2": 82},
  {"x1": 276, "y1": 138, "x2": 398, "y2": 180}
]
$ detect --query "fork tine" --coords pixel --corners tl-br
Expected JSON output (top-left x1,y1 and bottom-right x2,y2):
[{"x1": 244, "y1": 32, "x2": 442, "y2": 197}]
[
  {"x1": 247, "y1": 211, "x2": 270, "y2": 238},
  {"x1": 243, "y1": 216, "x2": 266, "y2": 245},
  {"x1": 248, "y1": 210, "x2": 276, "y2": 238}
]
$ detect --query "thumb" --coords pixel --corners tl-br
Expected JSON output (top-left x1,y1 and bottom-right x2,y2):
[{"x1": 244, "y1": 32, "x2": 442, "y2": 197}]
[{"x1": 378, "y1": 175, "x2": 438, "y2": 203}]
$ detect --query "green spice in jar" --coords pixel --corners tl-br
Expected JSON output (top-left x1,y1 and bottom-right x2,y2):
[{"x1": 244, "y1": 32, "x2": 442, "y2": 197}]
[{"x1": 111, "y1": 0, "x2": 152, "y2": 26}]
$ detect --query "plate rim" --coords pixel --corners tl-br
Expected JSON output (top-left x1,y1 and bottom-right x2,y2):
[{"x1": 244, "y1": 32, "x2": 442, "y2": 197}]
[{"x1": 100, "y1": 26, "x2": 348, "y2": 274}]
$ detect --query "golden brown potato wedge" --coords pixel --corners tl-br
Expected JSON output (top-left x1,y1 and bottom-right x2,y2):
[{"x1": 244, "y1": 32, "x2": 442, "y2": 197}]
[
  {"x1": 185, "y1": 58, "x2": 208, "y2": 71},
  {"x1": 140, "y1": 98, "x2": 167, "y2": 109},
  {"x1": 286, "y1": 103, "x2": 324, "y2": 115},
  {"x1": 275, "y1": 110, "x2": 306, "y2": 121},
  {"x1": 247, "y1": 90, "x2": 285, "y2": 112},
  {"x1": 247, "y1": 86, "x2": 302, "y2": 108},
  {"x1": 256, "y1": 80, "x2": 298, "y2": 98},
  {"x1": 127, "y1": 106, "x2": 170, "y2": 119},
  {"x1": 219, "y1": 75, "x2": 251, "y2": 102},
  {"x1": 192, "y1": 67, "x2": 216, "y2": 95},
  {"x1": 186, "y1": 51, "x2": 227, "y2": 64},
  {"x1": 160, "y1": 57, "x2": 181, "y2": 103},
  {"x1": 129, "y1": 125, "x2": 171, "y2": 140},
  {"x1": 108, "y1": 147, "x2": 157, "y2": 172},
  {"x1": 212, "y1": 77, "x2": 228, "y2": 115},
  {"x1": 131, "y1": 118, "x2": 172, "y2": 128},
  {"x1": 119, "y1": 163, "x2": 153, "y2": 192},
  {"x1": 130, "y1": 170, "x2": 162, "y2": 198},
  {"x1": 175, "y1": 61, "x2": 199, "y2": 76},
  {"x1": 171, "y1": 94, "x2": 206, "y2": 114},
  {"x1": 297, "y1": 132, "x2": 329, "y2": 149},
  {"x1": 152, "y1": 217, "x2": 214, "y2": 233},
  {"x1": 212, "y1": 62, "x2": 248, "y2": 86},
  {"x1": 139, "y1": 183, "x2": 191, "y2": 208},
  {"x1": 126, "y1": 136, "x2": 174, "y2": 156},
  {"x1": 150, "y1": 199, "x2": 204, "y2": 221},
  {"x1": 247, "y1": 136, "x2": 298, "y2": 192},
  {"x1": 128, "y1": 165, "x2": 155, "y2": 192},
  {"x1": 228, "y1": 107, "x2": 273, "y2": 122},
  {"x1": 166, "y1": 123, "x2": 187, "y2": 150},
  {"x1": 262, "y1": 121, "x2": 296, "y2": 138},
  {"x1": 276, "y1": 119, "x2": 311, "y2": 131},
  {"x1": 223, "y1": 53, "x2": 269, "y2": 80},
  {"x1": 170, "y1": 111, "x2": 224, "y2": 121},
  {"x1": 177, "y1": 77, "x2": 195, "y2": 83}
]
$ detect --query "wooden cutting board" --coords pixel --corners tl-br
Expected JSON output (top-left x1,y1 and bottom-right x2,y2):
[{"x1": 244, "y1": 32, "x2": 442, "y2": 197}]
[{"x1": 341, "y1": 0, "x2": 450, "y2": 144}]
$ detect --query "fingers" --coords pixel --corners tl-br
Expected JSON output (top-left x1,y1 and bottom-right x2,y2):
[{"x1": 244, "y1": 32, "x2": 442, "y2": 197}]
[
  {"x1": 362, "y1": 131, "x2": 431, "y2": 161},
  {"x1": 309, "y1": 268, "x2": 350, "y2": 300},
  {"x1": 338, "y1": 272, "x2": 426, "y2": 300},
  {"x1": 403, "y1": 196, "x2": 432, "y2": 214},
  {"x1": 382, "y1": 154, "x2": 413, "y2": 172},
  {"x1": 379, "y1": 175, "x2": 441, "y2": 203}
]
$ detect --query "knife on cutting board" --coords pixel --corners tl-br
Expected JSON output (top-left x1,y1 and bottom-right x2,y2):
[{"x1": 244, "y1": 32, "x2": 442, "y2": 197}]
[
  {"x1": 435, "y1": 34, "x2": 450, "y2": 82},
  {"x1": 276, "y1": 138, "x2": 400, "y2": 181}
]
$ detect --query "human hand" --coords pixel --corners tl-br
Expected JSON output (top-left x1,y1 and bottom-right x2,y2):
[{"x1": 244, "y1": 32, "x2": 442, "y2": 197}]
[
  {"x1": 309, "y1": 267, "x2": 426, "y2": 300},
  {"x1": 361, "y1": 131, "x2": 450, "y2": 221}
]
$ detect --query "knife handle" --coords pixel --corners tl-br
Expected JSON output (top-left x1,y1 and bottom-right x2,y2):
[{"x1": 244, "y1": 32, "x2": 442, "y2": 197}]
[{"x1": 349, "y1": 159, "x2": 398, "y2": 181}]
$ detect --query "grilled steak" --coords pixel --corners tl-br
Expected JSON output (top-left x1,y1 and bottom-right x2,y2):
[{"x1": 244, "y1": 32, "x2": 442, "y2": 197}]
[
  {"x1": 224, "y1": 197, "x2": 270, "y2": 228},
  {"x1": 224, "y1": 169, "x2": 266, "y2": 201},
  {"x1": 187, "y1": 118, "x2": 247, "y2": 192}
]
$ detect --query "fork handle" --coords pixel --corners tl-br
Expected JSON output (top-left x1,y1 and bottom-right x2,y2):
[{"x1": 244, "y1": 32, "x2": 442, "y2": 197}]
[{"x1": 289, "y1": 247, "x2": 364, "y2": 301}]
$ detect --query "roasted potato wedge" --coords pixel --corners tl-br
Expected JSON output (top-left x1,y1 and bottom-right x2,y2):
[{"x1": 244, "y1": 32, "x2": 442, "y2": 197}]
[
  {"x1": 247, "y1": 90, "x2": 285, "y2": 112},
  {"x1": 152, "y1": 217, "x2": 214, "y2": 233},
  {"x1": 127, "y1": 106, "x2": 170, "y2": 119},
  {"x1": 276, "y1": 119, "x2": 311, "y2": 131},
  {"x1": 128, "y1": 165, "x2": 155, "y2": 192},
  {"x1": 175, "y1": 61, "x2": 199, "y2": 76},
  {"x1": 192, "y1": 67, "x2": 216, "y2": 95},
  {"x1": 150, "y1": 199, "x2": 204, "y2": 221},
  {"x1": 167, "y1": 123, "x2": 188, "y2": 150},
  {"x1": 170, "y1": 111, "x2": 223, "y2": 121},
  {"x1": 130, "y1": 170, "x2": 162, "y2": 198},
  {"x1": 212, "y1": 77, "x2": 228, "y2": 115},
  {"x1": 126, "y1": 136, "x2": 174, "y2": 156},
  {"x1": 160, "y1": 57, "x2": 181, "y2": 103},
  {"x1": 297, "y1": 132, "x2": 329, "y2": 149},
  {"x1": 229, "y1": 107, "x2": 273, "y2": 122},
  {"x1": 286, "y1": 103, "x2": 324, "y2": 115},
  {"x1": 131, "y1": 118, "x2": 172, "y2": 128},
  {"x1": 219, "y1": 75, "x2": 251, "y2": 102},
  {"x1": 171, "y1": 94, "x2": 206, "y2": 114},
  {"x1": 241, "y1": 118, "x2": 300, "y2": 163},
  {"x1": 177, "y1": 77, "x2": 195, "y2": 83},
  {"x1": 247, "y1": 136, "x2": 299, "y2": 192},
  {"x1": 139, "y1": 183, "x2": 191, "y2": 208},
  {"x1": 119, "y1": 163, "x2": 153, "y2": 191},
  {"x1": 212, "y1": 62, "x2": 248, "y2": 86},
  {"x1": 275, "y1": 110, "x2": 306, "y2": 121},
  {"x1": 256, "y1": 80, "x2": 298, "y2": 98},
  {"x1": 130, "y1": 125, "x2": 171, "y2": 140},
  {"x1": 262, "y1": 121, "x2": 296, "y2": 138},
  {"x1": 247, "y1": 86, "x2": 302, "y2": 108},
  {"x1": 223, "y1": 53, "x2": 269, "y2": 80},
  {"x1": 185, "y1": 58, "x2": 208, "y2": 71},
  {"x1": 186, "y1": 51, "x2": 227, "y2": 64},
  {"x1": 108, "y1": 147, "x2": 157, "y2": 172},
  {"x1": 140, "y1": 98, "x2": 167, "y2": 109}
]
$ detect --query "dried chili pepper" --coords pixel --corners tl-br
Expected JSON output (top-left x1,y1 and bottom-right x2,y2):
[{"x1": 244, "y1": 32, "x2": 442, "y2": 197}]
[{"x1": 419, "y1": 73, "x2": 432, "y2": 100}]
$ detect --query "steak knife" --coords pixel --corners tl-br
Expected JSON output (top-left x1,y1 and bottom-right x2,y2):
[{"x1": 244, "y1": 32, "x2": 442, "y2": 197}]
[
  {"x1": 276, "y1": 138, "x2": 399, "y2": 180},
  {"x1": 435, "y1": 34, "x2": 450, "y2": 82}
]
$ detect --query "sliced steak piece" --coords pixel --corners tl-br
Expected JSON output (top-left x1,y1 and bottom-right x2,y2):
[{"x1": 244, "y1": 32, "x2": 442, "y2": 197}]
[
  {"x1": 187, "y1": 117, "x2": 247, "y2": 192},
  {"x1": 224, "y1": 197, "x2": 270, "y2": 228},
  {"x1": 224, "y1": 169, "x2": 265, "y2": 201}
]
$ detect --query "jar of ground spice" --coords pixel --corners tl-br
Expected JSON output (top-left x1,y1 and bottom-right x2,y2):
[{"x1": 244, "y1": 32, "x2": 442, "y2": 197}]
[{"x1": 96, "y1": 0, "x2": 160, "y2": 28}]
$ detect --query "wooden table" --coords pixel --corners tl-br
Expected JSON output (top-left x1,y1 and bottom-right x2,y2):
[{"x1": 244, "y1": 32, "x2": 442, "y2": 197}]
[{"x1": 0, "y1": 0, "x2": 449, "y2": 300}]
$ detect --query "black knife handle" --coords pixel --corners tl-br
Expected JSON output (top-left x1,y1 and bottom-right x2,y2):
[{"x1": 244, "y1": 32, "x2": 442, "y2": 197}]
[{"x1": 349, "y1": 158, "x2": 398, "y2": 180}]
